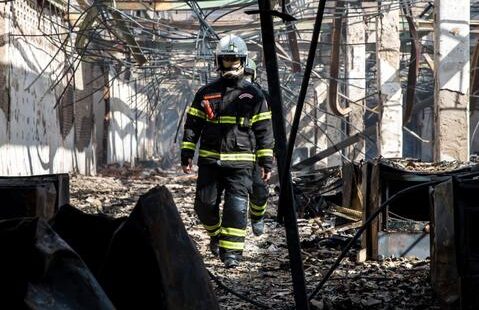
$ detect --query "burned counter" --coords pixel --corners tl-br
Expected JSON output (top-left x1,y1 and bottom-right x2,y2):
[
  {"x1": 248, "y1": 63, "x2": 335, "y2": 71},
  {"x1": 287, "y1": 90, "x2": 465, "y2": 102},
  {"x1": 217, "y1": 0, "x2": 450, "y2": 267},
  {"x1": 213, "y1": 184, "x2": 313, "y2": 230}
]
[
  {"x1": 349, "y1": 159, "x2": 479, "y2": 309},
  {"x1": 0, "y1": 174, "x2": 69, "y2": 220},
  {"x1": 354, "y1": 160, "x2": 477, "y2": 261}
]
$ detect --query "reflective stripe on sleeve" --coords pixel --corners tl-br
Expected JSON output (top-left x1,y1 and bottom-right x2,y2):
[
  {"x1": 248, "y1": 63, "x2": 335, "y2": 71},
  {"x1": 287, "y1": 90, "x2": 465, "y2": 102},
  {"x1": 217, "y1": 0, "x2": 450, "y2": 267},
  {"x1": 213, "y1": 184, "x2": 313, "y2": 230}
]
[
  {"x1": 251, "y1": 111, "x2": 272, "y2": 124},
  {"x1": 181, "y1": 141, "x2": 196, "y2": 151},
  {"x1": 187, "y1": 107, "x2": 206, "y2": 119},
  {"x1": 256, "y1": 149, "x2": 273, "y2": 158}
]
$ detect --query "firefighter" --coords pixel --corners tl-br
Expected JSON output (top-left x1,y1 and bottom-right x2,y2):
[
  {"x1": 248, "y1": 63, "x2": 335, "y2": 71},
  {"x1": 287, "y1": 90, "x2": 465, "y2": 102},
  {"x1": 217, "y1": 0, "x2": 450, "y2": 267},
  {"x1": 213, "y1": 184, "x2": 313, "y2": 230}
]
[
  {"x1": 243, "y1": 59, "x2": 270, "y2": 236},
  {"x1": 215, "y1": 59, "x2": 270, "y2": 236},
  {"x1": 181, "y1": 34, "x2": 274, "y2": 268}
]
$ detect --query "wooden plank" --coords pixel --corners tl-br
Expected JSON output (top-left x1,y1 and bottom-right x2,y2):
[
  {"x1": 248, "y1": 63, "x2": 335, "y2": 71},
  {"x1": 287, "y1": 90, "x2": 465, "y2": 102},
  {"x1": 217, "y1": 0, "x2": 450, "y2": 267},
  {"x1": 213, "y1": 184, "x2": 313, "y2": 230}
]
[
  {"x1": 358, "y1": 161, "x2": 371, "y2": 263},
  {"x1": 431, "y1": 178, "x2": 460, "y2": 307},
  {"x1": 351, "y1": 164, "x2": 364, "y2": 212},
  {"x1": 368, "y1": 160, "x2": 380, "y2": 259},
  {"x1": 341, "y1": 163, "x2": 354, "y2": 209}
]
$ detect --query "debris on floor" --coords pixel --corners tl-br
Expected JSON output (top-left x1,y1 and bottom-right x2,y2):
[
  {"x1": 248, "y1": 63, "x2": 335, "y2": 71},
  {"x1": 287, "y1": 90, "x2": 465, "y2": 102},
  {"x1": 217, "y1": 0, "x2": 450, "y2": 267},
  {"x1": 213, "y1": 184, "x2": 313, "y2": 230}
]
[{"x1": 70, "y1": 171, "x2": 438, "y2": 309}]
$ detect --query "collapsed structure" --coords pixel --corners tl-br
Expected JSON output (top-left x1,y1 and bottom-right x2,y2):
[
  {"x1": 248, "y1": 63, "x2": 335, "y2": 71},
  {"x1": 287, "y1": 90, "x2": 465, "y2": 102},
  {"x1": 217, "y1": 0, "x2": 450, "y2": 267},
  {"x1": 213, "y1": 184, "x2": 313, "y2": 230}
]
[
  {"x1": 0, "y1": 0, "x2": 477, "y2": 174},
  {"x1": 1, "y1": 0, "x2": 479, "y2": 309}
]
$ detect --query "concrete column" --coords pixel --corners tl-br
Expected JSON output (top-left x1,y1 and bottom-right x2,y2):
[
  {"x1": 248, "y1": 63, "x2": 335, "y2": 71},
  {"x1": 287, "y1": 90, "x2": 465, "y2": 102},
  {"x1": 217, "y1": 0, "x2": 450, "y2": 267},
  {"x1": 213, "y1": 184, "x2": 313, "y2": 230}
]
[
  {"x1": 421, "y1": 107, "x2": 433, "y2": 161},
  {"x1": 345, "y1": 2, "x2": 366, "y2": 161},
  {"x1": 326, "y1": 105, "x2": 343, "y2": 167},
  {"x1": 314, "y1": 82, "x2": 329, "y2": 168},
  {"x1": 434, "y1": 0, "x2": 470, "y2": 161},
  {"x1": 376, "y1": 1, "x2": 402, "y2": 158}
]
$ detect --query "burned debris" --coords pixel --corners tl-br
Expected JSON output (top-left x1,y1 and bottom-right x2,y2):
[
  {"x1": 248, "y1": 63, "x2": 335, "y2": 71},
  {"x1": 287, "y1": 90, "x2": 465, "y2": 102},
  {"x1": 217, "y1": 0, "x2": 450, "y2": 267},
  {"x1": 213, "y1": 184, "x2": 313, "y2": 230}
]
[
  {"x1": 0, "y1": 175, "x2": 218, "y2": 309},
  {"x1": 1, "y1": 0, "x2": 479, "y2": 309}
]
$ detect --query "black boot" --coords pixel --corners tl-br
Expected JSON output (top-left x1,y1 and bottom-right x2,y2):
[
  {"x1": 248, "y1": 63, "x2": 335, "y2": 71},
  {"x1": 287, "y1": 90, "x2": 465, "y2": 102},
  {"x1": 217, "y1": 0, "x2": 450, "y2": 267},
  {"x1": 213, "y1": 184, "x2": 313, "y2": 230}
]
[
  {"x1": 251, "y1": 219, "x2": 264, "y2": 236},
  {"x1": 223, "y1": 253, "x2": 239, "y2": 269},
  {"x1": 209, "y1": 236, "x2": 219, "y2": 257}
]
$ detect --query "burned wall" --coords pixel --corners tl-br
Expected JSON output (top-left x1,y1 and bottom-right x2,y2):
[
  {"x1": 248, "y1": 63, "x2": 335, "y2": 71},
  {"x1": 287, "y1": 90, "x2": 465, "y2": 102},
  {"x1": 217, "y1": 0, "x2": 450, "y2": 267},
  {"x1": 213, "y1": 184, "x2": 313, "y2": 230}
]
[
  {"x1": 0, "y1": 1, "x2": 157, "y2": 176},
  {"x1": 0, "y1": 0, "x2": 96, "y2": 176},
  {"x1": 107, "y1": 70, "x2": 154, "y2": 165},
  {"x1": 156, "y1": 80, "x2": 193, "y2": 169}
]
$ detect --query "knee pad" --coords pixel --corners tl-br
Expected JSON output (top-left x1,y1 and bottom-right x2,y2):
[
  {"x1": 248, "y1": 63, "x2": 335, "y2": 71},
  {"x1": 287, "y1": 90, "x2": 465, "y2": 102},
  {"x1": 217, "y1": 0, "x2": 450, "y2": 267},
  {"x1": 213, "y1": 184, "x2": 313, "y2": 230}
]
[{"x1": 223, "y1": 195, "x2": 248, "y2": 227}]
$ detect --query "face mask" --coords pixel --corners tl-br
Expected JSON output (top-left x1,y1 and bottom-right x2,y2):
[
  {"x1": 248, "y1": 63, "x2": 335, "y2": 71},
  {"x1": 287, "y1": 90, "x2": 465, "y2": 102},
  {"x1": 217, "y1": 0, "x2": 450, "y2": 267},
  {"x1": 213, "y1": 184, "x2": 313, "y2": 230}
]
[
  {"x1": 222, "y1": 58, "x2": 241, "y2": 70},
  {"x1": 244, "y1": 75, "x2": 253, "y2": 83},
  {"x1": 221, "y1": 58, "x2": 244, "y2": 79}
]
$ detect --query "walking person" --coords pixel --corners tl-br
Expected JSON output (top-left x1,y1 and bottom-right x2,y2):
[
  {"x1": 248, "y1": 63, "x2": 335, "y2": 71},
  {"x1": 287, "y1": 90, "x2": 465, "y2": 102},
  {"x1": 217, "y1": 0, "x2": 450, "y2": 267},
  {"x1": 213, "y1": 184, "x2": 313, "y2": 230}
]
[{"x1": 181, "y1": 34, "x2": 274, "y2": 268}]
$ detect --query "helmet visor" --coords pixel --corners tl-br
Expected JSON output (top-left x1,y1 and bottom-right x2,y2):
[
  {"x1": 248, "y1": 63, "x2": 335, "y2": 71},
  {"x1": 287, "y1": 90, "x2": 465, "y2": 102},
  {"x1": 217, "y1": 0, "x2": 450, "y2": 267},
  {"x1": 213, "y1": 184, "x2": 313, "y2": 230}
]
[{"x1": 222, "y1": 55, "x2": 241, "y2": 62}]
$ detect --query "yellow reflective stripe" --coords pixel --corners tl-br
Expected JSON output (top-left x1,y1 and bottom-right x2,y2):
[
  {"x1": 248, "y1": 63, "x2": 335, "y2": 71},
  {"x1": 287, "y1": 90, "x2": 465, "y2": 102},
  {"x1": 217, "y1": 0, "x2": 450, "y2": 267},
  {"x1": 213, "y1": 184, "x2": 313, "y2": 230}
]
[
  {"x1": 207, "y1": 229, "x2": 221, "y2": 237},
  {"x1": 251, "y1": 111, "x2": 272, "y2": 124},
  {"x1": 219, "y1": 240, "x2": 244, "y2": 250},
  {"x1": 250, "y1": 201, "x2": 267, "y2": 211},
  {"x1": 205, "y1": 116, "x2": 246, "y2": 124},
  {"x1": 187, "y1": 107, "x2": 206, "y2": 119},
  {"x1": 199, "y1": 149, "x2": 220, "y2": 159},
  {"x1": 256, "y1": 149, "x2": 273, "y2": 157},
  {"x1": 219, "y1": 116, "x2": 237, "y2": 124},
  {"x1": 221, "y1": 227, "x2": 247, "y2": 237},
  {"x1": 198, "y1": 150, "x2": 256, "y2": 162},
  {"x1": 181, "y1": 141, "x2": 196, "y2": 151},
  {"x1": 220, "y1": 153, "x2": 256, "y2": 161},
  {"x1": 203, "y1": 221, "x2": 221, "y2": 231},
  {"x1": 250, "y1": 208, "x2": 266, "y2": 216}
]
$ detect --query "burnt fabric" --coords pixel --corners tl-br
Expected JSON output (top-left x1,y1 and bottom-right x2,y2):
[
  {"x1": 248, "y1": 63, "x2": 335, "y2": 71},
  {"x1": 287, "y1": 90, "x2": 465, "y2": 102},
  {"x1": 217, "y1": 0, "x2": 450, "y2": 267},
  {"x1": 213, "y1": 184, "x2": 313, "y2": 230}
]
[
  {"x1": 194, "y1": 164, "x2": 252, "y2": 256},
  {"x1": 0, "y1": 217, "x2": 114, "y2": 309},
  {"x1": 101, "y1": 186, "x2": 219, "y2": 310},
  {"x1": 181, "y1": 76, "x2": 274, "y2": 171},
  {"x1": 50, "y1": 204, "x2": 126, "y2": 276}
]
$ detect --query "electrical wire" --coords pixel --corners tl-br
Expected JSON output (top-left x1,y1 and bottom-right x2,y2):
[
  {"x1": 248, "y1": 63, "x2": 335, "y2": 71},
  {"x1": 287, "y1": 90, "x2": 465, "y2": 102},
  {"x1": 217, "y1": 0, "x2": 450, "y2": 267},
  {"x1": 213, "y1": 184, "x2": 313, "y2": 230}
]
[{"x1": 207, "y1": 269, "x2": 271, "y2": 309}]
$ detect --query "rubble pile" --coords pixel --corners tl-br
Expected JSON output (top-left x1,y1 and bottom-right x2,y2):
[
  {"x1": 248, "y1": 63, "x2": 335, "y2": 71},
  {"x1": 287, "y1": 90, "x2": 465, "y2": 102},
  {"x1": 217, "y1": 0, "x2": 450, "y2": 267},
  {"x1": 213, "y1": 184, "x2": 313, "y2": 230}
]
[
  {"x1": 383, "y1": 159, "x2": 477, "y2": 173},
  {"x1": 71, "y1": 172, "x2": 438, "y2": 309}
]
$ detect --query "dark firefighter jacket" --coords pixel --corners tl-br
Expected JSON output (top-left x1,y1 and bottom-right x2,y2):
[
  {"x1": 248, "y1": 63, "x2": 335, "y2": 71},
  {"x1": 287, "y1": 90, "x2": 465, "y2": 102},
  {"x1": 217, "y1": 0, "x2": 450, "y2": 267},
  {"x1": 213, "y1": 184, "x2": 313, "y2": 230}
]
[{"x1": 181, "y1": 77, "x2": 274, "y2": 171}]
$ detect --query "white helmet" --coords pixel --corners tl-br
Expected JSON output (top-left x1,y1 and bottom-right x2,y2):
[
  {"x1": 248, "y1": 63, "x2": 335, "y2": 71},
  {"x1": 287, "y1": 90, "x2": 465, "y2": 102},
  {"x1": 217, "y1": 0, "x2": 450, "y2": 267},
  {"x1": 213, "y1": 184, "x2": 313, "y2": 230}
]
[
  {"x1": 215, "y1": 34, "x2": 248, "y2": 79},
  {"x1": 244, "y1": 58, "x2": 257, "y2": 82}
]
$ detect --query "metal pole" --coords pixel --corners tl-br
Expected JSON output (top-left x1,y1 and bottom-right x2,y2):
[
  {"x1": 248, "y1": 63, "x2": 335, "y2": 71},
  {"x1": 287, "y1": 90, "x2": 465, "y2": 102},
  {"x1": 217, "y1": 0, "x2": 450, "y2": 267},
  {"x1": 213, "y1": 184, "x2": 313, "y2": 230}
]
[
  {"x1": 257, "y1": 1, "x2": 309, "y2": 309},
  {"x1": 256, "y1": 0, "x2": 287, "y2": 221}
]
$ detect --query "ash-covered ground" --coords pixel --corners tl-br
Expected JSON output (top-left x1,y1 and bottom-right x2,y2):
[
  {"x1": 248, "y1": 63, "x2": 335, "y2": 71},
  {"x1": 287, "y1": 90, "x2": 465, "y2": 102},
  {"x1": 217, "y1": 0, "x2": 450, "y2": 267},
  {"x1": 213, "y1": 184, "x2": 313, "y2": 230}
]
[{"x1": 70, "y1": 165, "x2": 437, "y2": 310}]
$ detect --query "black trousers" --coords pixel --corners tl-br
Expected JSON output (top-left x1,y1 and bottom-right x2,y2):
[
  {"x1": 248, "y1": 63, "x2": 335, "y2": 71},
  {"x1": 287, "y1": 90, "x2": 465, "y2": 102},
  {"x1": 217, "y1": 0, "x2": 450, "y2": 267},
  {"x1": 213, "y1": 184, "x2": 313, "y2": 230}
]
[
  {"x1": 194, "y1": 164, "x2": 252, "y2": 255},
  {"x1": 249, "y1": 164, "x2": 269, "y2": 221}
]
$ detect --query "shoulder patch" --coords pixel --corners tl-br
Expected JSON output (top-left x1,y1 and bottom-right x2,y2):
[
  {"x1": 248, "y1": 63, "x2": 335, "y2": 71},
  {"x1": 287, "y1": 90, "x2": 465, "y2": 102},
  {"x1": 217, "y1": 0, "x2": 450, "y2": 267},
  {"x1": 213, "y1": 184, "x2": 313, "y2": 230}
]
[{"x1": 239, "y1": 93, "x2": 254, "y2": 99}]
